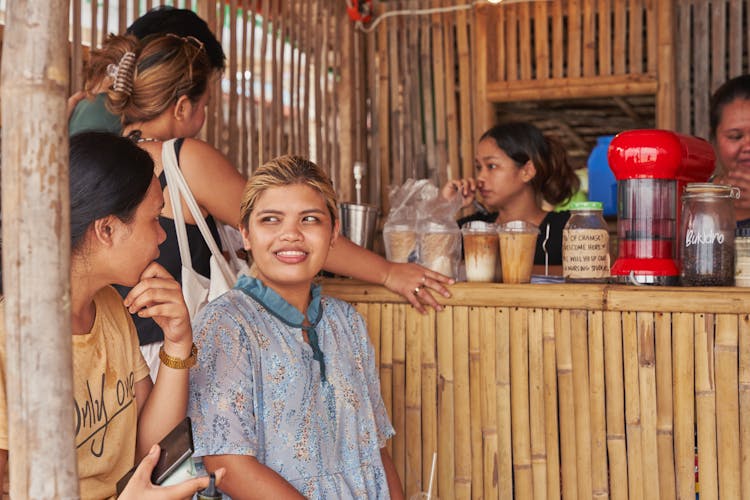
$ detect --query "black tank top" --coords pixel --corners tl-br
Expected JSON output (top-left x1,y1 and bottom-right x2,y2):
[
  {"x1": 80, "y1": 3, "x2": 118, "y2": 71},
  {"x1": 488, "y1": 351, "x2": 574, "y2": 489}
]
[{"x1": 115, "y1": 138, "x2": 222, "y2": 345}]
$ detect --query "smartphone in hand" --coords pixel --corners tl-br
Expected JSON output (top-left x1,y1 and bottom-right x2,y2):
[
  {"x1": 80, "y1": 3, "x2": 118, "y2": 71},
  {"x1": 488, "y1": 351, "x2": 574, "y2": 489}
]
[{"x1": 116, "y1": 417, "x2": 195, "y2": 495}]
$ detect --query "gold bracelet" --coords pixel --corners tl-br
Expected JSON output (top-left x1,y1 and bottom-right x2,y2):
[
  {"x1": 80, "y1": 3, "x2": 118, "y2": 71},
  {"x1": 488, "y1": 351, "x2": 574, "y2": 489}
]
[{"x1": 159, "y1": 343, "x2": 198, "y2": 369}]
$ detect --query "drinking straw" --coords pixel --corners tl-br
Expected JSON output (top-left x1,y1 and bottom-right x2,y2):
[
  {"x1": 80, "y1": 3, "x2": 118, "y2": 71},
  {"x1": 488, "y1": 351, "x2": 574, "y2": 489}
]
[{"x1": 427, "y1": 452, "x2": 437, "y2": 499}]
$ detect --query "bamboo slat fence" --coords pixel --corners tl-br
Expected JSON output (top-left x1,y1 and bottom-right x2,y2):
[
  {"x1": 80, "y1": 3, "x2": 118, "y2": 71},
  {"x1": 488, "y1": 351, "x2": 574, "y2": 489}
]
[
  {"x1": 64, "y1": 0, "x2": 365, "y2": 202},
  {"x1": 324, "y1": 279, "x2": 750, "y2": 499}
]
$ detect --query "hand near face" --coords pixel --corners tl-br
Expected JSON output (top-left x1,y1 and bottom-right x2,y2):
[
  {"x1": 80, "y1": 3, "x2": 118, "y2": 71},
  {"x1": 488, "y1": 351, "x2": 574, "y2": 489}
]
[
  {"x1": 717, "y1": 169, "x2": 750, "y2": 211},
  {"x1": 441, "y1": 178, "x2": 477, "y2": 209},
  {"x1": 123, "y1": 262, "x2": 192, "y2": 347}
]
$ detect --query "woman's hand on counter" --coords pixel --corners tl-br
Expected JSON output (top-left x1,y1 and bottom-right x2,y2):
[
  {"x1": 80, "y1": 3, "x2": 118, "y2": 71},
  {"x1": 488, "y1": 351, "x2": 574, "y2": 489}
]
[{"x1": 383, "y1": 262, "x2": 453, "y2": 314}]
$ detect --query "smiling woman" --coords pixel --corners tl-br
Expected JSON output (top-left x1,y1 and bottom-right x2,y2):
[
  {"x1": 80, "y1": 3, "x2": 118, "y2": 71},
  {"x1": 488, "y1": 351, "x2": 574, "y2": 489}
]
[{"x1": 188, "y1": 155, "x2": 404, "y2": 500}]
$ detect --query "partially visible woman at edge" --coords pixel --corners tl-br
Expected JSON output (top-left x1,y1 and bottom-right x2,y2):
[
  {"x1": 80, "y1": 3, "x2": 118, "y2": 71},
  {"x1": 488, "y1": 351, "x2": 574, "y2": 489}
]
[
  {"x1": 0, "y1": 132, "x2": 224, "y2": 499},
  {"x1": 710, "y1": 74, "x2": 750, "y2": 225},
  {"x1": 441, "y1": 122, "x2": 580, "y2": 272},
  {"x1": 89, "y1": 34, "x2": 451, "y2": 373}
]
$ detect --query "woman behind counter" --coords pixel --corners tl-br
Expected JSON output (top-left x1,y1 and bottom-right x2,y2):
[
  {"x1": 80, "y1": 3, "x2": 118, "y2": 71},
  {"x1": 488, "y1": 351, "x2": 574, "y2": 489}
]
[
  {"x1": 710, "y1": 74, "x2": 750, "y2": 225},
  {"x1": 441, "y1": 122, "x2": 580, "y2": 268}
]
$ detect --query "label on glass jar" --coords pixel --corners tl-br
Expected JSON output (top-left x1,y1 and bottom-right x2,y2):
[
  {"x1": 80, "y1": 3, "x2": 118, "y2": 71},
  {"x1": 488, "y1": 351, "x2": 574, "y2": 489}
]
[{"x1": 562, "y1": 229, "x2": 610, "y2": 280}]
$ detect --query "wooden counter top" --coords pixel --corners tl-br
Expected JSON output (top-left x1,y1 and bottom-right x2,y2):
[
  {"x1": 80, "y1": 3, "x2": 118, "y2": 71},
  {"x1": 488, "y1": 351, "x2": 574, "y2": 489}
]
[{"x1": 322, "y1": 278, "x2": 750, "y2": 313}]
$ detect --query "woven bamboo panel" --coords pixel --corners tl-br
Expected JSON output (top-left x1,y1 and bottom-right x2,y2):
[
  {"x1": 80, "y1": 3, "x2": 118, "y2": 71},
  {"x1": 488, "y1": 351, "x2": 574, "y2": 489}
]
[{"x1": 326, "y1": 280, "x2": 750, "y2": 499}]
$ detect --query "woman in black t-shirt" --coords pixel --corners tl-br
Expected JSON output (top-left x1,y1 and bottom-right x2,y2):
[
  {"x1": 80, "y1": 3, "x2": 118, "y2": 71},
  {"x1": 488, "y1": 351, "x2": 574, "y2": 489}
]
[{"x1": 442, "y1": 122, "x2": 580, "y2": 266}]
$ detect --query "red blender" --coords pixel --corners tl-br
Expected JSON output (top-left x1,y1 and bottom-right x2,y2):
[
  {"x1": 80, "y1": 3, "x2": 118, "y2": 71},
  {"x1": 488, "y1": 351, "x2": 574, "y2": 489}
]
[{"x1": 608, "y1": 130, "x2": 715, "y2": 285}]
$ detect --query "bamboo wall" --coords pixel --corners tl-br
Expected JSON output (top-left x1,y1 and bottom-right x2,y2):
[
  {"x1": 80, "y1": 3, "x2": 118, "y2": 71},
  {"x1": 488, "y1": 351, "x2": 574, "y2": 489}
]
[
  {"x1": 19, "y1": 0, "x2": 750, "y2": 225},
  {"x1": 675, "y1": 0, "x2": 750, "y2": 138},
  {"x1": 65, "y1": 0, "x2": 366, "y2": 201},
  {"x1": 324, "y1": 279, "x2": 750, "y2": 500}
]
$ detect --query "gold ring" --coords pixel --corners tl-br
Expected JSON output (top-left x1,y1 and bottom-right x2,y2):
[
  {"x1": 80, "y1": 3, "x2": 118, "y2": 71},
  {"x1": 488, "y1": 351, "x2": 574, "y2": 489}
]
[{"x1": 413, "y1": 286, "x2": 421, "y2": 295}]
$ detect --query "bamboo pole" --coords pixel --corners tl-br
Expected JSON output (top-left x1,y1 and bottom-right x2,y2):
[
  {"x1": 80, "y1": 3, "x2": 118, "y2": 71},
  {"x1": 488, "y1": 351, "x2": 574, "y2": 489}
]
[
  {"x1": 613, "y1": 0, "x2": 626, "y2": 75},
  {"x1": 453, "y1": 306, "x2": 472, "y2": 500},
  {"x1": 542, "y1": 309, "x2": 560, "y2": 500},
  {"x1": 672, "y1": 312, "x2": 696, "y2": 500},
  {"x1": 534, "y1": 1, "x2": 549, "y2": 80},
  {"x1": 622, "y1": 311, "x2": 644, "y2": 500},
  {"x1": 588, "y1": 310, "x2": 608, "y2": 498},
  {"x1": 628, "y1": 0, "x2": 644, "y2": 74},
  {"x1": 468, "y1": 307, "x2": 483, "y2": 500},
  {"x1": 392, "y1": 304, "x2": 407, "y2": 489},
  {"x1": 555, "y1": 309, "x2": 578, "y2": 499},
  {"x1": 510, "y1": 307, "x2": 534, "y2": 498},
  {"x1": 598, "y1": 0, "x2": 612, "y2": 76},
  {"x1": 431, "y1": 0, "x2": 449, "y2": 187},
  {"x1": 421, "y1": 311, "x2": 437, "y2": 495},
  {"x1": 582, "y1": 0, "x2": 595, "y2": 77},
  {"x1": 518, "y1": 3, "x2": 532, "y2": 80},
  {"x1": 739, "y1": 311, "x2": 750, "y2": 499},
  {"x1": 479, "y1": 307, "x2": 498, "y2": 500},
  {"x1": 443, "y1": 7, "x2": 460, "y2": 184},
  {"x1": 368, "y1": 303, "x2": 382, "y2": 369},
  {"x1": 455, "y1": 6, "x2": 474, "y2": 181},
  {"x1": 570, "y1": 310, "x2": 593, "y2": 497},
  {"x1": 437, "y1": 307, "x2": 455, "y2": 500},
  {"x1": 655, "y1": 0, "x2": 677, "y2": 130},
  {"x1": 603, "y1": 311, "x2": 628, "y2": 500},
  {"x1": 551, "y1": 0, "x2": 563, "y2": 78},
  {"x1": 567, "y1": 0, "x2": 582, "y2": 78},
  {"x1": 654, "y1": 312, "x2": 675, "y2": 500},
  {"x1": 497, "y1": 307, "x2": 513, "y2": 499},
  {"x1": 528, "y1": 308, "x2": 548, "y2": 500},
  {"x1": 380, "y1": 303, "x2": 395, "y2": 456},
  {"x1": 636, "y1": 312, "x2": 660, "y2": 499},
  {"x1": 2, "y1": 0, "x2": 79, "y2": 496},
  {"x1": 405, "y1": 307, "x2": 422, "y2": 496},
  {"x1": 695, "y1": 313, "x2": 718, "y2": 498},
  {"x1": 715, "y1": 314, "x2": 741, "y2": 499},
  {"x1": 506, "y1": 5, "x2": 518, "y2": 82}
]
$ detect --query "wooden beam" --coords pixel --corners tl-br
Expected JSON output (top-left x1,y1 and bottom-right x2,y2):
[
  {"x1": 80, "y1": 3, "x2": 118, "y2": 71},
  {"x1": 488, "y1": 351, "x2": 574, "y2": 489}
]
[{"x1": 486, "y1": 74, "x2": 659, "y2": 102}]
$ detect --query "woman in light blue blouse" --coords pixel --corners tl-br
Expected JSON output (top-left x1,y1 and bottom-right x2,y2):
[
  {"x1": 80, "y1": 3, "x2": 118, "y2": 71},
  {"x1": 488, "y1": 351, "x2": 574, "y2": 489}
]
[{"x1": 188, "y1": 155, "x2": 403, "y2": 499}]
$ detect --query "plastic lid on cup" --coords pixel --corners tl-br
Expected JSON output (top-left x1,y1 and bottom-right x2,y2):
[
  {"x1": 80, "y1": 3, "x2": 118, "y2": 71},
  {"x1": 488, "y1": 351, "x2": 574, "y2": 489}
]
[
  {"x1": 461, "y1": 220, "x2": 497, "y2": 233},
  {"x1": 569, "y1": 201, "x2": 603, "y2": 211},
  {"x1": 498, "y1": 220, "x2": 539, "y2": 234}
]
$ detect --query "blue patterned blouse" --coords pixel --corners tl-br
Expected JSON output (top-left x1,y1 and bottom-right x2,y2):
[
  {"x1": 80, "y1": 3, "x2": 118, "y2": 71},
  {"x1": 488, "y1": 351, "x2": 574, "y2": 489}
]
[{"x1": 188, "y1": 277, "x2": 395, "y2": 499}]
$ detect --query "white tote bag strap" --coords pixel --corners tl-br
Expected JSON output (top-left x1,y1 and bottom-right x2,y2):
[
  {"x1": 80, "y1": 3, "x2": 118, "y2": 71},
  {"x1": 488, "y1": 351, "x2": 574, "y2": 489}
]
[{"x1": 161, "y1": 139, "x2": 235, "y2": 285}]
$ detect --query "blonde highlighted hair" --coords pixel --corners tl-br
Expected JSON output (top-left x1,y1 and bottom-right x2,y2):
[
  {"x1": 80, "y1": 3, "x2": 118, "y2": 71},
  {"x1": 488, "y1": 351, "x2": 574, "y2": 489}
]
[
  {"x1": 88, "y1": 33, "x2": 212, "y2": 127},
  {"x1": 240, "y1": 155, "x2": 338, "y2": 227}
]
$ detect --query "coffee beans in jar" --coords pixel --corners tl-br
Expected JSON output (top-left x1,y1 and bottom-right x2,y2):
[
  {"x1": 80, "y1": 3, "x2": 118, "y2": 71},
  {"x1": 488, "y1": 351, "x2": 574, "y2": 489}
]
[{"x1": 680, "y1": 183, "x2": 739, "y2": 286}]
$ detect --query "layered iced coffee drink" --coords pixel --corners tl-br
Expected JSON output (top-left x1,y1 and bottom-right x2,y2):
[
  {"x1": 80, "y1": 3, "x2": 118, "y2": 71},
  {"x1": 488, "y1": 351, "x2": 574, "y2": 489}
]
[
  {"x1": 462, "y1": 221, "x2": 499, "y2": 282},
  {"x1": 498, "y1": 220, "x2": 539, "y2": 284}
]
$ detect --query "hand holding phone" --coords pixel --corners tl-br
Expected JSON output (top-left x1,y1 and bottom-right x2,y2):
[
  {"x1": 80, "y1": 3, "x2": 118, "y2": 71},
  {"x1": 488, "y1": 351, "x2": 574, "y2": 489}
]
[
  {"x1": 116, "y1": 442, "x2": 225, "y2": 500},
  {"x1": 116, "y1": 417, "x2": 195, "y2": 495}
]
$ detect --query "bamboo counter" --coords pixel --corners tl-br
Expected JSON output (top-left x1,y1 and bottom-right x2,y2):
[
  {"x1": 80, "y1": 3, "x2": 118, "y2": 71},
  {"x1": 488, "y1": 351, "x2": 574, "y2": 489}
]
[{"x1": 321, "y1": 279, "x2": 750, "y2": 500}]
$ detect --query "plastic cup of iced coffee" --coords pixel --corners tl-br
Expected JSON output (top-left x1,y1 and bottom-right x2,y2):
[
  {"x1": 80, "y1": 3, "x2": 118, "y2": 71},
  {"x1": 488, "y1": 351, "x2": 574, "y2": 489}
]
[
  {"x1": 383, "y1": 223, "x2": 417, "y2": 263},
  {"x1": 419, "y1": 223, "x2": 461, "y2": 279},
  {"x1": 461, "y1": 221, "x2": 499, "y2": 282},
  {"x1": 498, "y1": 220, "x2": 539, "y2": 284}
]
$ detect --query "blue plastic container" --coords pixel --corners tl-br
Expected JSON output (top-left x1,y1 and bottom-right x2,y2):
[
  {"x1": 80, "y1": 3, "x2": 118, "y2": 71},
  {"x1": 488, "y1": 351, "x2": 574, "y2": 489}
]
[{"x1": 587, "y1": 135, "x2": 617, "y2": 216}]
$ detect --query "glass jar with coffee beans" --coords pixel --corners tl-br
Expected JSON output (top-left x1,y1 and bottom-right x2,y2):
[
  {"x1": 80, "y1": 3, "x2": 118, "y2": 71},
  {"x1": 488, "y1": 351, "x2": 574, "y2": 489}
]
[{"x1": 680, "y1": 183, "x2": 739, "y2": 286}]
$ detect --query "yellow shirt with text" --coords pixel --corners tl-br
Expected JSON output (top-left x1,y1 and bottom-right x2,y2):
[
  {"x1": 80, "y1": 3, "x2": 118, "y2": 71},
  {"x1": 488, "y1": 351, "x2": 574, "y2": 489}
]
[{"x1": 0, "y1": 286, "x2": 150, "y2": 500}]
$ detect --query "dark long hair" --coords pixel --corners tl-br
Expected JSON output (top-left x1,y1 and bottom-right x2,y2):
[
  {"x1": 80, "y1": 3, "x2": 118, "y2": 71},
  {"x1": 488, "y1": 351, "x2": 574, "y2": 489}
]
[
  {"x1": 480, "y1": 122, "x2": 580, "y2": 206},
  {"x1": 710, "y1": 74, "x2": 750, "y2": 141},
  {"x1": 69, "y1": 132, "x2": 154, "y2": 251}
]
